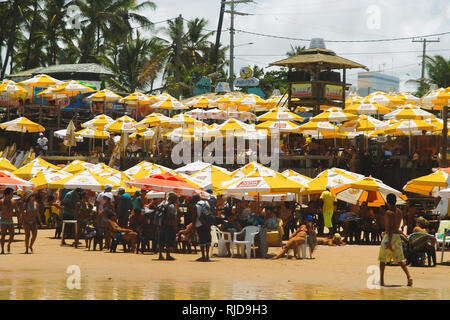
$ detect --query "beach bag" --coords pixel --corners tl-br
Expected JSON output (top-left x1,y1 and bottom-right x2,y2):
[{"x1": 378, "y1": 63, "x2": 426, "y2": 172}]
[
  {"x1": 198, "y1": 201, "x2": 215, "y2": 227},
  {"x1": 154, "y1": 202, "x2": 168, "y2": 228}
]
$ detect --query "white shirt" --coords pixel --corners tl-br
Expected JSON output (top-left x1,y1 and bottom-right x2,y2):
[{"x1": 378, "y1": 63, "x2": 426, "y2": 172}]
[
  {"x1": 37, "y1": 137, "x2": 48, "y2": 150},
  {"x1": 195, "y1": 200, "x2": 210, "y2": 228},
  {"x1": 96, "y1": 191, "x2": 113, "y2": 212}
]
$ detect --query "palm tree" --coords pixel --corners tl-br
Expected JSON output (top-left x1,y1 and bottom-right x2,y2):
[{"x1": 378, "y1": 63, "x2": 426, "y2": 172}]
[
  {"x1": 75, "y1": 0, "x2": 155, "y2": 56},
  {"x1": 425, "y1": 55, "x2": 450, "y2": 89},
  {"x1": 101, "y1": 31, "x2": 166, "y2": 93},
  {"x1": 407, "y1": 55, "x2": 450, "y2": 96},
  {"x1": 286, "y1": 45, "x2": 305, "y2": 57},
  {"x1": 1, "y1": 0, "x2": 22, "y2": 80}
]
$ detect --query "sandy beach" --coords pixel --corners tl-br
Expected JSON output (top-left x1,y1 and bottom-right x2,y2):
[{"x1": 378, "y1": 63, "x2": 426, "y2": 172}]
[{"x1": 1, "y1": 229, "x2": 449, "y2": 300}]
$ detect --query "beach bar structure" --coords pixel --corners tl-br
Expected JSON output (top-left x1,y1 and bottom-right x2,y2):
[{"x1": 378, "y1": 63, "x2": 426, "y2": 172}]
[{"x1": 269, "y1": 38, "x2": 368, "y2": 114}]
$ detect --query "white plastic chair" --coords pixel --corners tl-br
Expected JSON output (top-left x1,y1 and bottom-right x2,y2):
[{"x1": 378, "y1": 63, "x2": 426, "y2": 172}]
[
  {"x1": 292, "y1": 235, "x2": 312, "y2": 259},
  {"x1": 210, "y1": 225, "x2": 232, "y2": 257},
  {"x1": 232, "y1": 226, "x2": 260, "y2": 259}
]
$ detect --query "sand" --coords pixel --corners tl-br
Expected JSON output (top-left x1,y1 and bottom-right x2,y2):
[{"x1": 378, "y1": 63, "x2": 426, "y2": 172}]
[{"x1": 1, "y1": 229, "x2": 449, "y2": 300}]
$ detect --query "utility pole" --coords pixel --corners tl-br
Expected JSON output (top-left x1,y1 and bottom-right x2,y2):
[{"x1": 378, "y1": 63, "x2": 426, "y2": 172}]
[
  {"x1": 175, "y1": 14, "x2": 183, "y2": 99},
  {"x1": 412, "y1": 37, "x2": 440, "y2": 92},
  {"x1": 213, "y1": 0, "x2": 226, "y2": 72},
  {"x1": 224, "y1": 0, "x2": 253, "y2": 92},
  {"x1": 442, "y1": 105, "x2": 448, "y2": 168}
]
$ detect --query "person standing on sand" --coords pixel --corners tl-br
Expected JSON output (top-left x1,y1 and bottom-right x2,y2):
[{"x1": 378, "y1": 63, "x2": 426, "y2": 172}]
[
  {"x1": 0, "y1": 188, "x2": 20, "y2": 254},
  {"x1": 378, "y1": 193, "x2": 413, "y2": 287},
  {"x1": 192, "y1": 194, "x2": 212, "y2": 262},
  {"x1": 157, "y1": 193, "x2": 178, "y2": 261},
  {"x1": 21, "y1": 193, "x2": 43, "y2": 254},
  {"x1": 319, "y1": 186, "x2": 337, "y2": 237}
]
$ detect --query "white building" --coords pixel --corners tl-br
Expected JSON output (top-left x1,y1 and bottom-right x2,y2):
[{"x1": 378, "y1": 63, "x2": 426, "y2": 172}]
[{"x1": 357, "y1": 72, "x2": 399, "y2": 96}]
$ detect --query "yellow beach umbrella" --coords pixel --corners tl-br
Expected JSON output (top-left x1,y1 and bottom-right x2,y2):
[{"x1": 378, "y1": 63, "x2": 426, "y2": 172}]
[
  {"x1": 135, "y1": 113, "x2": 170, "y2": 128},
  {"x1": 383, "y1": 104, "x2": 435, "y2": 120},
  {"x1": 106, "y1": 116, "x2": 137, "y2": 133},
  {"x1": 345, "y1": 100, "x2": 392, "y2": 115},
  {"x1": 0, "y1": 116, "x2": 44, "y2": 133},
  {"x1": 217, "y1": 118, "x2": 253, "y2": 133},
  {"x1": 185, "y1": 96, "x2": 212, "y2": 109},
  {"x1": 60, "y1": 160, "x2": 98, "y2": 174},
  {"x1": 81, "y1": 114, "x2": 114, "y2": 130},
  {"x1": 19, "y1": 74, "x2": 64, "y2": 88},
  {"x1": 13, "y1": 157, "x2": 59, "y2": 179},
  {"x1": 76, "y1": 128, "x2": 110, "y2": 139},
  {"x1": 339, "y1": 115, "x2": 387, "y2": 132},
  {"x1": 129, "y1": 127, "x2": 155, "y2": 140},
  {"x1": 28, "y1": 169, "x2": 71, "y2": 190},
  {"x1": 86, "y1": 89, "x2": 122, "y2": 102},
  {"x1": 0, "y1": 157, "x2": 17, "y2": 172},
  {"x1": 257, "y1": 106, "x2": 304, "y2": 122},
  {"x1": 161, "y1": 114, "x2": 201, "y2": 127},
  {"x1": 403, "y1": 168, "x2": 450, "y2": 197},
  {"x1": 218, "y1": 169, "x2": 307, "y2": 195},
  {"x1": 421, "y1": 87, "x2": 450, "y2": 107},
  {"x1": 0, "y1": 80, "x2": 28, "y2": 95},
  {"x1": 189, "y1": 166, "x2": 232, "y2": 193},
  {"x1": 151, "y1": 95, "x2": 188, "y2": 110},
  {"x1": 332, "y1": 176, "x2": 406, "y2": 207},
  {"x1": 365, "y1": 91, "x2": 404, "y2": 107},
  {"x1": 51, "y1": 80, "x2": 95, "y2": 95},
  {"x1": 281, "y1": 169, "x2": 313, "y2": 188},
  {"x1": 48, "y1": 170, "x2": 119, "y2": 191},
  {"x1": 306, "y1": 168, "x2": 364, "y2": 194},
  {"x1": 255, "y1": 120, "x2": 300, "y2": 133},
  {"x1": 310, "y1": 107, "x2": 358, "y2": 122},
  {"x1": 233, "y1": 94, "x2": 267, "y2": 112}
]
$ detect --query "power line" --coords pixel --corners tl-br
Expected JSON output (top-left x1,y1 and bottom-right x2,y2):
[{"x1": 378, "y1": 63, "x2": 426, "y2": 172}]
[
  {"x1": 234, "y1": 48, "x2": 450, "y2": 57},
  {"x1": 233, "y1": 29, "x2": 450, "y2": 43}
]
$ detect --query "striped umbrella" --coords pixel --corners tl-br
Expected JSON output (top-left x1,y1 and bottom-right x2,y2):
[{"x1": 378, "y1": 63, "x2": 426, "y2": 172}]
[
  {"x1": 135, "y1": 112, "x2": 170, "y2": 128},
  {"x1": 48, "y1": 170, "x2": 119, "y2": 191},
  {"x1": 365, "y1": 91, "x2": 404, "y2": 107},
  {"x1": 257, "y1": 106, "x2": 304, "y2": 122},
  {"x1": 281, "y1": 169, "x2": 313, "y2": 188},
  {"x1": 162, "y1": 114, "x2": 202, "y2": 127},
  {"x1": 63, "y1": 120, "x2": 77, "y2": 155},
  {"x1": 339, "y1": 115, "x2": 388, "y2": 132},
  {"x1": 306, "y1": 168, "x2": 364, "y2": 194},
  {"x1": 106, "y1": 115, "x2": 137, "y2": 133},
  {"x1": 344, "y1": 99, "x2": 392, "y2": 115},
  {"x1": 403, "y1": 167, "x2": 450, "y2": 197},
  {"x1": 81, "y1": 114, "x2": 114, "y2": 130},
  {"x1": 151, "y1": 95, "x2": 188, "y2": 110},
  {"x1": 0, "y1": 171, "x2": 35, "y2": 191},
  {"x1": 255, "y1": 120, "x2": 300, "y2": 133},
  {"x1": 332, "y1": 176, "x2": 406, "y2": 207},
  {"x1": 185, "y1": 96, "x2": 212, "y2": 109},
  {"x1": 13, "y1": 157, "x2": 59, "y2": 179},
  {"x1": 0, "y1": 117, "x2": 44, "y2": 133},
  {"x1": 19, "y1": 74, "x2": 64, "y2": 88},
  {"x1": 421, "y1": 87, "x2": 450, "y2": 108},
  {"x1": 233, "y1": 94, "x2": 267, "y2": 112},
  {"x1": 28, "y1": 169, "x2": 71, "y2": 190},
  {"x1": 383, "y1": 104, "x2": 435, "y2": 120},
  {"x1": 0, "y1": 80, "x2": 28, "y2": 95},
  {"x1": 310, "y1": 107, "x2": 358, "y2": 122}
]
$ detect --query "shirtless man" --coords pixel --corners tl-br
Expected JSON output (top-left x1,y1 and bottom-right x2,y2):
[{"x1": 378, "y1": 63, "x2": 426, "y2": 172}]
[
  {"x1": 105, "y1": 212, "x2": 137, "y2": 253},
  {"x1": 379, "y1": 193, "x2": 413, "y2": 287},
  {"x1": 0, "y1": 188, "x2": 20, "y2": 254}
]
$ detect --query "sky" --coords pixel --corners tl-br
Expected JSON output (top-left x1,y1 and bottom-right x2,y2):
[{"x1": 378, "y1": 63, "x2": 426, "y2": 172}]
[{"x1": 139, "y1": 0, "x2": 450, "y2": 92}]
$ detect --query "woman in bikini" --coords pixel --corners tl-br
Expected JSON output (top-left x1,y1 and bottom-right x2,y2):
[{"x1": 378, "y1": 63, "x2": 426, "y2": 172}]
[{"x1": 21, "y1": 193, "x2": 42, "y2": 254}]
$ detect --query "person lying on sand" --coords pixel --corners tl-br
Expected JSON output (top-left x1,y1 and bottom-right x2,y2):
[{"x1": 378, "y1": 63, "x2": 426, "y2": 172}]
[{"x1": 316, "y1": 233, "x2": 346, "y2": 246}]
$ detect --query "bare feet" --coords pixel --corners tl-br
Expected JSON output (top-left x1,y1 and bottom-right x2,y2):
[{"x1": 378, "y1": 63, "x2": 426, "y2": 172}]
[
  {"x1": 157, "y1": 255, "x2": 165, "y2": 260},
  {"x1": 7, "y1": 244, "x2": 11, "y2": 253},
  {"x1": 196, "y1": 257, "x2": 206, "y2": 262},
  {"x1": 407, "y1": 278, "x2": 413, "y2": 287},
  {"x1": 166, "y1": 256, "x2": 175, "y2": 261}
]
